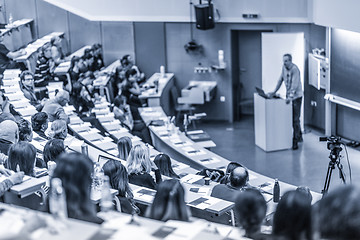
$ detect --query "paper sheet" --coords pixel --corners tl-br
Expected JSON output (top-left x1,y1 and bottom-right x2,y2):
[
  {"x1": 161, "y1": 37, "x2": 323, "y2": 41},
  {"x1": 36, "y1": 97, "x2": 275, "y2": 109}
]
[{"x1": 180, "y1": 174, "x2": 203, "y2": 184}]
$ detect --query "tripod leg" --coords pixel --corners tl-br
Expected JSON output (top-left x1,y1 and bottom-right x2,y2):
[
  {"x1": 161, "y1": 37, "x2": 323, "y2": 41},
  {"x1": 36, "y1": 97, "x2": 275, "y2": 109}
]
[
  {"x1": 337, "y1": 163, "x2": 346, "y2": 184},
  {"x1": 322, "y1": 162, "x2": 334, "y2": 195}
]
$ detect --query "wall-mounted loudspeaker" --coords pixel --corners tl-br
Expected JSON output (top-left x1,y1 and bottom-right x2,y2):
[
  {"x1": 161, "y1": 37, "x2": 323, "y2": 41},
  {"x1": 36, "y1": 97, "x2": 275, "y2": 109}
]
[{"x1": 194, "y1": 2, "x2": 215, "y2": 30}]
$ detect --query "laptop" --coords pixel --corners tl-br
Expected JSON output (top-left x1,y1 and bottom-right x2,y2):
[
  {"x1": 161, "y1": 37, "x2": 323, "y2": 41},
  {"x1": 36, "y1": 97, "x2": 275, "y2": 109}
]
[{"x1": 255, "y1": 87, "x2": 270, "y2": 99}]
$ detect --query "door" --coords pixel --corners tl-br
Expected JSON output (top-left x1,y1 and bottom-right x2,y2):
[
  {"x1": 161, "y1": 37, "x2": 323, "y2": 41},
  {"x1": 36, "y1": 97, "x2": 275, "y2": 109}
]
[
  {"x1": 238, "y1": 31, "x2": 262, "y2": 116},
  {"x1": 232, "y1": 30, "x2": 266, "y2": 121}
]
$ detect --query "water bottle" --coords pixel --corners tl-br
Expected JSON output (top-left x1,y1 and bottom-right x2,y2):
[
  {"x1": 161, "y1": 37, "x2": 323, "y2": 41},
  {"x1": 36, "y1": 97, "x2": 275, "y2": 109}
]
[
  {"x1": 100, "y1": 175, "x2": 114, "y2": 212},
  {"x1": 218, "y1": 50, "x2": 225, "y2": 68},
  {"x1": 8, "y1": 13, "x2": 13, "y2": 25},
  {"x1": 273, "y1": 179, "x2": 280, "y2": 203},
  {"x1": 93, "y1": 162, "x2": 104, "y2": 191},
  {"x1": 81, "y1": 143, "x2": 88, "y2": 156},
  {"x1": 183, "y1": 114, "x2": 188, "y2": 134},
  {"x1": 49, "y1": 178, "x2": 68, "y2": 220},
  {"x1": 100, "y1": 85, "x2": 105, "y2": 97}
]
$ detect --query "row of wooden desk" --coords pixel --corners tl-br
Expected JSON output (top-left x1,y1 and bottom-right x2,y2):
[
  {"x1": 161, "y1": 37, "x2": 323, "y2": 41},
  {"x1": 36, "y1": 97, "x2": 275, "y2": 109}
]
[
  {"x1": 1, "y1": 19, "x2": 34, "y2": 52},
  {"x1": 0, "y1": 202, "x2": 248, "y2": 240}
]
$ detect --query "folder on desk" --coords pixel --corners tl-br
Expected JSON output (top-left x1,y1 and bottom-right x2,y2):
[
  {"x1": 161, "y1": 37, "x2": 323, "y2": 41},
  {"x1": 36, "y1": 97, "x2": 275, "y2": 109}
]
[
  {"x1": 81, "y1": 132, "x2": 103, "y2": 141},
  {"x1": 102, "y1": 122, "x2": 121, "y2": 131},
  {"x1": 186, "y1": 131, "x2": 211, "y2": 142}
]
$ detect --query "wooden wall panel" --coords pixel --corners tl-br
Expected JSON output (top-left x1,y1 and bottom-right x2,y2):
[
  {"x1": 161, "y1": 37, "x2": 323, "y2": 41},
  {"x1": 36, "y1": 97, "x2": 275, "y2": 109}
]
[
  {"x1": 68, "y1": 12, "x2": 101, "y2": 53},
  {"x1": 100, "y1": 22, "x2": 134, "y2": 66},
  {"x1": 134, "y1": 22, "x2": 166, "y2": 79}
]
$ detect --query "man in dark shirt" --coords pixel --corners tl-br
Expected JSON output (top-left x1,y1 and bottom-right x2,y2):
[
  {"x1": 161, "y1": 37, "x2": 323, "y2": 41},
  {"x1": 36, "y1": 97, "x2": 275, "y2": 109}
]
[
  {"x1": 211, "y1": 166, "x2": 249, "y2": 202},
  {"x1": 0, "y1": 34, "x2": 26, "y2": 73}
]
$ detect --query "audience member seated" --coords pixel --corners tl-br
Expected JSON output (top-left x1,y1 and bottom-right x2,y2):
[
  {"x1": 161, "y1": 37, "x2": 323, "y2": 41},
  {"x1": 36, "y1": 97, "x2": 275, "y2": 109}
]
[
  {"x1": 102, "y1": 159, "x2": 139, "y2": 214},
  {"x1": 146, "y1": 179, "x2": 190, "y2": 222},
  {"x1": 272, "y1": 190, "x2": 312, "y2": 240},
  {"x1": 31, "y1": 112, "x2": 49, "y2": 140},
  {"x1": 0, "y1": 165, "x2": 24, "y2": 197},
  {"x1": 0, "y1": 112, "x2": 16, "y2": 123},
  {"x1": 117, "y1": 136, "x2": 132, "y2": 160},
  {"x1": 51, "y1": 152, "x2": 104, "y2": 224},
  {"x1": 0, "y1": 91, "x2": 21, "y2": 119},
  {"x1": 296, "y1": 186, "x2": 312, "y2": 203},
  {"x1": 121, "y1": 69, "x2": 142, "y2": 107},
  {"x1": 219, "y1": 161, "x2": 242, "y2": 184},
  {"x1": 48, "y1": 120, "x2": 67, "y2": 140},
  {"x1": 154, "y1": 153, "x2": 179, "y2": 179},
  {"x1": 83, "y1": 48, "x2": 96, "y2": 72},
  {"x1": 127, "y1": 144, "x2": 162, "y2": 190},
  {"x1": 0, "y1": 34, "x2": 26, "y2": 74},
  {"x1": 113, "y1": 95, "x2": 152, "y2": 144},
  {"x1": 315, "y1": 185, "x2": 360, "y2": 239},
  {"x1": 210, "y1": 166, "x2": 249, "y2": 202},
  {"x1": 234, "y1": 188, "x2": 269, "y2": 239},
  {"x1": 120, "y1": 54, "x2": 145, "y2": 84},
  {"x1": 50, "y1": 36, "x2": 65, "y2": 67},
  {"x1": 42, "y1": 90, "x2": 70, "y2": 123},
  {"x1": 68, "y1": 56, "x2": 81, "y2": 83},
  {"x1": 17, "y1": 119, "x2": 33, "y2": 142},
  {"x1": 0, "y1": 120, "x2": 18, "y2": 156},
  {"x1": 71, "y1": 81, "x2": 94, "y2": 114},
  {"x1": 43, "y1": 139, "x2": 65, "y2": 166},
  {"x1": 111, "y1": 65, "x2": 126, "y2": 97},
  {"x1": 7, "y1": 141, "x2": 36, "y2": 177},
  {"x1": 19, "y1": 71, "x2": 47, "y2": 111},
  {"x1": 91, "y1": 43, "x2": 104, "y2": 71},
  {"x1": 34, "y1": 42, "x2": 54, "y2": 88}
]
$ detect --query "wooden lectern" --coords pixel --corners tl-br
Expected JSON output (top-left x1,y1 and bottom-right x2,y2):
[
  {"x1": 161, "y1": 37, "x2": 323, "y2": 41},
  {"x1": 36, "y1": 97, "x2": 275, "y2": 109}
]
[{"x1": 254, "y1": 93, "x2": 292, "y2": 152}]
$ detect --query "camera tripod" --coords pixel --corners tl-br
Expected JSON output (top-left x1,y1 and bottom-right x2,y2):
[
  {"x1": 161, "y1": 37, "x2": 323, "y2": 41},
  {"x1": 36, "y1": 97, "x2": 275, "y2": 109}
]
[{"x1": 322, "y1": 147, "x2": 346, "y2": 196}]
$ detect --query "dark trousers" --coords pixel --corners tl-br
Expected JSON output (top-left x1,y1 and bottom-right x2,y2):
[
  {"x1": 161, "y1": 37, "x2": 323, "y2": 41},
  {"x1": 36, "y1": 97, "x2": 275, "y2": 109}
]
[{"x1": 292, "y1": 97, "x2": 302, "y2": 143}]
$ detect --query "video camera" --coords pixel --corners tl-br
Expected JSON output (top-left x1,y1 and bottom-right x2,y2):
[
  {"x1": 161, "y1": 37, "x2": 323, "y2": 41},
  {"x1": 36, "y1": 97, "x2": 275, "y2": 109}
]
[{"x1": 319, "y1": 136, "x2": 342, "y2": 151}]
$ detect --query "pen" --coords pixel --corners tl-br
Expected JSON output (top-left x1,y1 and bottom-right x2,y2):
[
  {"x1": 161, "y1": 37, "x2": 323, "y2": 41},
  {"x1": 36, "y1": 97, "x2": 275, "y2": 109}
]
[{"x1": 188, "y1": 150, "x2": 200, "y2": 154}]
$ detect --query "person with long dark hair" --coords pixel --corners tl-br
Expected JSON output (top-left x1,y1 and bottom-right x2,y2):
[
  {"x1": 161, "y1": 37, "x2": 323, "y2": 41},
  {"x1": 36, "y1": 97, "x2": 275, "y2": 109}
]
[
  {"x1": 113, "y1": 95, "x2": 152, "y2": 144},
  {"x1": 272, "y1": 190, "x2": 312, "y2": 240},
  {"x1": 51, "y1": 152, "x2": 103, "y2": 224},
  {"x1": 154, "y1": 153, "x2": 179, "y2": 179},
  {"x1": 235, "y1": 188, "x2": 269, "y2": 239},
  {"x1": 117, "y1": 136, "x2": 132, "y2": 161},
  {"x1": 103, "y1": 159, "x2": 139, "y2": 214},
  {"x1": 146, "y1": 179, "x2": 190, "y2": 222},
  {"x1": 7, "y1": 141, "x2": 36, "y2": 176},
  {"x1": 43, "y1": 139, "x2": 65, "y2": 165}
]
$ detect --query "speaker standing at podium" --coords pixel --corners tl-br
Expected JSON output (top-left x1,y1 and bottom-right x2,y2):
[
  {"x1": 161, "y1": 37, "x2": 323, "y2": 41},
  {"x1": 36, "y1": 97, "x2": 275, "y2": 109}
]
[{"x1": 268, "y1": 54, "x2": 303, "y2": 150}]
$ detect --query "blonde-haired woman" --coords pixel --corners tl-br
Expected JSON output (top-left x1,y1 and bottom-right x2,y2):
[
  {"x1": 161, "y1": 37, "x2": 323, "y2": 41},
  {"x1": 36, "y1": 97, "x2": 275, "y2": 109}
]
[
  {"x1": 127, "y1": 144, "x2": 161, "y2": 189},
  {"x1": 48, "y1": 120, "x2": 67, "y2": 140}
]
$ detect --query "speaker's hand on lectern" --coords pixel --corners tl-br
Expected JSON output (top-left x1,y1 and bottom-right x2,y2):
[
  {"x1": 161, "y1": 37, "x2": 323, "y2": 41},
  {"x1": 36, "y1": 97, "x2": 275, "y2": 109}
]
[
  {"x1": 285, "y1": 99, "x2": 291, "y2": 104},
  {"x1": 267, "y1": 92, "x2": 275, "y2": 98}
]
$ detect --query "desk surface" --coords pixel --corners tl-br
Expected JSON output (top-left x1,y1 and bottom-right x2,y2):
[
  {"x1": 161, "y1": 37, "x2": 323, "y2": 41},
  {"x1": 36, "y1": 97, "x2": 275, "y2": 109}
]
[
  {"x1": 15, "y1": 32, "x2": 64, "y2": 61},
  {"x1": 0, "y1": 203, "x2": 238, "y2": 240},
  {"x1": 139, "y1": 73, "x2": 174, "y2": 99}
]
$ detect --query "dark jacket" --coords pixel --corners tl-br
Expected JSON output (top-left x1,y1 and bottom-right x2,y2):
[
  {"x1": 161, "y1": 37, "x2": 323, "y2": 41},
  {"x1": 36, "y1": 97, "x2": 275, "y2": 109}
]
[
  {"x1": 128, "y1": 170, "x2": 162, "y2": 190},
  {"x1": 0, "y1": 138, "x2": 13, "y2": 155},
  {"x1": 210, "y1": 183, "x2": 242, "y2": 202}
]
